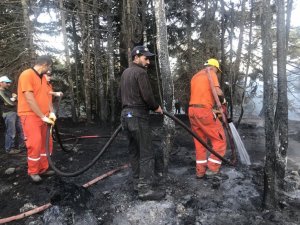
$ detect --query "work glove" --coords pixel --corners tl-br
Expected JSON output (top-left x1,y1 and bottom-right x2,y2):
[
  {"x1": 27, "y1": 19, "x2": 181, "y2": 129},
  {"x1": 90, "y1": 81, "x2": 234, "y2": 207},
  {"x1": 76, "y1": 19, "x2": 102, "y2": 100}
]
[
  {"x1": 41, "y1": 116, "x2": 55, "y2": 125},
  {"x1": 49, "y1": 112, "x2": 57, "y2": 122},
  {"x1": 10, "y1": 93, "x2": 17, "y2": 102},
  {"x1": 53, "y1": 92, "x2": 63, "y2": 97}
]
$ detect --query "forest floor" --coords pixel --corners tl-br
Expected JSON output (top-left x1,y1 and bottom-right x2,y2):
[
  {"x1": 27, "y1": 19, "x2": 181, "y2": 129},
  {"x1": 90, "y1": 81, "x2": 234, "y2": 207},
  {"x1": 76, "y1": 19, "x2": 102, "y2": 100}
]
[{"x1": 0, "y1": 114, "x2": 300, "y2": 225}]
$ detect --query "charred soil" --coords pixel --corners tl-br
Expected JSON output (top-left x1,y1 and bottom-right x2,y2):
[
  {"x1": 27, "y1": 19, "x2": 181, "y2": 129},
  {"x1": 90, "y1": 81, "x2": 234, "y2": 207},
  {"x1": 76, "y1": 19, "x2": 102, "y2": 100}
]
[{"x1": 0, "y1": 115, "x2": 300, "y2": 225}]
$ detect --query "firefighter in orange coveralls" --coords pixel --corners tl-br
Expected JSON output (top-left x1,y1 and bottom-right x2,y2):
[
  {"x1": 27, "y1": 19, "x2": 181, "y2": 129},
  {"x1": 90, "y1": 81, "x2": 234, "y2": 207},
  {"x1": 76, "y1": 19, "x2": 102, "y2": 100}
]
[
  {"x1": 189, "y1": 58, "x2": 226, "y2": 178},
  {"x1": 18, "y1": 55, "x2": 56, "y2": 183}
]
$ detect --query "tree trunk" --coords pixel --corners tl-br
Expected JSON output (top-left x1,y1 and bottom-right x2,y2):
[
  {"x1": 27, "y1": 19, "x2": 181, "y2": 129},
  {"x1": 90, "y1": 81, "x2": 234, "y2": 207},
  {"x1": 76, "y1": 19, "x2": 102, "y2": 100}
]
[
  {"x1": 154, "y1": 0, "x2": 175, "y2": 173},
  {"x1": 261, "y1": 0, "x2": 277, "y2": 209},
  {"x1": 275, "y1": 0, "x2": 288, "y2": 191},
  {"x1": 228, "y1": 2, "x2": 235, "y2": 118},
  {"x1": 93, "y1": 0, "x2": 107, "y2": 123},
  {"x1": 59, "y1": 0, "x2": 77, "y2": 123},
  {"x1": 71, "y1": 14, "x2": 81, "y2": 119},
  {"x1": 220, "y1": 0, "x2": 227, "y2": 88},
  {"x1": 286, "y1": 0, "x2": 293, "y2": 50},
  {"x1": 107, "y1": 0, "x2": 116, "y2": 123},
  {"x1": 237, "y1": 0, "x2": 254, "y2": 128},
  {"x1": 21, "y1": 0, "x2": 34, "y2": 61},
  {"x1": 232, "y1": 0, "x2": 246, "y2": 113},
  {"x1": 79, "y1": 0, "x2": 92, "y2": 123},
  {"x1": 120, "y1": 0, "x2": 141, "y2": 66},
  {"x1": 184, "y1": 0, "x2": 195, "y2": 74}
]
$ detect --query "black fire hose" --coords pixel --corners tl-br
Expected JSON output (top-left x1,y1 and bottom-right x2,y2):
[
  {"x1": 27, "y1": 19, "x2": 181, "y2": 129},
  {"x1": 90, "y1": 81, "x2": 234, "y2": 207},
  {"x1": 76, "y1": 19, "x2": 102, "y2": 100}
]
[
  {"x1": 45, "y1": 110, "x2": 232, "y2": 177},
  {"x1": 52, "y1": 123, "x2": 78, "y2": 152},
  {"x1": 45, "y1": 124, "x2": 122, "y2": 177},
  {"x1": 163, "y1": 110, "x2": 234, "y2": 166}
]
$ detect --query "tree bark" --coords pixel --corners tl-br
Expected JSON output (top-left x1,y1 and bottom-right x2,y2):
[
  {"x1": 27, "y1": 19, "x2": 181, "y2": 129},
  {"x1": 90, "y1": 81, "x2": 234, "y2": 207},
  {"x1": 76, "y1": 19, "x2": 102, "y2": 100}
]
[
  {"x1": 59, "y1": 0, "x2": 77, "y2": 123},
  {"x1": 237, "y1": 0, "x2": 254, "y2": 128},
  {"x1": 154, "y1": 0, "x2": 175, "y2": 173},
  {"x1": 286, "y1": 0, "x2": 293, "y2": 50},
  {"x1": 220, "y1": 0, "x2": 227, "y2": 88},
  {"x1": 21, "y1": 0, "x2": 34, "y2": 61},
  {"x1": 79, "y1": 0, "x2": 92, "y2": 123},
  {"x1": 93, "y1": 0, "x2": 107, "y2": 123},
  {"x1": 232, "y1": 0, "x2": 246, "y2": 114},
  {"x1": 107, "y1": 0, "x2": 116, "y2": 123},
  {"x1": 275, "y1": 0, "x2": 288, "y2": 191},
  {"x1": 228, "y1": 2, "x2": 235, "y2": 118},
  {"x1": 71, "y1": 14, "x2": 81, "y2": 119},
  {"x1": 261, "y1": 0, "x2": 277, "y2": 209},
  {"x1": 120, "y1": 0, "x2": 141, "y2": 66}
]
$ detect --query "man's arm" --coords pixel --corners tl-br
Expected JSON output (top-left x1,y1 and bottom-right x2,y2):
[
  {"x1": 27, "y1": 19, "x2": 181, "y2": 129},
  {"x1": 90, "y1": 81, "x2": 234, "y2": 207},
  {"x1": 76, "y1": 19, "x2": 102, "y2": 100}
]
[
  {"x1": 24, "y1": 91, "x2": 45, "y2": 118},
  {"x1": 49, "y1": 101, "x2": 54, "y2": 113},
  {"x1": 0, "y1": 90, "x2": 16, "y2": 106},
  {"x1": 215, "y1": 86, "x2": 224, "y2": 97}
]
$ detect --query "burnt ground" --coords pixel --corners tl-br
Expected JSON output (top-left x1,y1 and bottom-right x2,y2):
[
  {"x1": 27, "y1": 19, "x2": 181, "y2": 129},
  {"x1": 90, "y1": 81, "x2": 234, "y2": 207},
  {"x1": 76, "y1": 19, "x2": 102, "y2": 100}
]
[{"x1": 0, "y1": 115, "x2": 300, "y2": 225}]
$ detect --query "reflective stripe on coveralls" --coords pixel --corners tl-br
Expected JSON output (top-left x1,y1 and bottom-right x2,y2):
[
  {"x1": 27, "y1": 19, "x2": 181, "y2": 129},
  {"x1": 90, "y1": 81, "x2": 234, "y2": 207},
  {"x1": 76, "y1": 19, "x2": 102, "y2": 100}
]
[
  {"x1": 189, "y1": 107, "x2": 226, "y2": 175},
  {"x1": 20, "y1": 115, "x2": 53, "y2": 175},
  {"x1": 189, "y1": 67, "x2": 227, "y2": 176},
  {"x1": 208, "y1": 158, "x2": 222, "y2": 164},
  {"x1": 28, "y1": 157, "x2": 40, "y2": 161}
]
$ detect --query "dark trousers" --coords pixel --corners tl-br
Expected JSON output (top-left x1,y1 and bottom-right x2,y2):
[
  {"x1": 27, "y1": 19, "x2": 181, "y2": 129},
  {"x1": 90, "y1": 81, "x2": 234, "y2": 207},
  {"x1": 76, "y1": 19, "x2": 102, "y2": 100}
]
[
  {"x1": 121, "y1": 111, "x2": 154, "y2": 188},
  {"x1": 2, "y1": 111, "x2": 25, "y2": 152}
]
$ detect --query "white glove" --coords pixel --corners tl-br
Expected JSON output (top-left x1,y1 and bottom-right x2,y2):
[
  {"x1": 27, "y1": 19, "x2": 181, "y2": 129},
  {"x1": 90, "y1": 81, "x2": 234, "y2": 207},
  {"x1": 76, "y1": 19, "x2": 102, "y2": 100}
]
[
  {"x1": 10, "y1": 97, "x2": 16, "y2": 102},
  {"x1": 54, "y1": 92, "x2": 63, "y2": 97},
  {"x1": 41, "y1": 116, "x2": 55, "y2": 125},
  {"x1": 49, "y1": 112, "x2": 57, "y2": 122},
  {"x1": 12, "y1": 93, "x2": 17, "y2": 98}
]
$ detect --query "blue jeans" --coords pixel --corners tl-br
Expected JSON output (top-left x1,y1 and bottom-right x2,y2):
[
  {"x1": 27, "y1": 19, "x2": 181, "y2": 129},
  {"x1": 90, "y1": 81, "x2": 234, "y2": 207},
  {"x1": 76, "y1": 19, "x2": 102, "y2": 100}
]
[{"x1": 2, "y1": 111, "x2": 25, "y2": 152}]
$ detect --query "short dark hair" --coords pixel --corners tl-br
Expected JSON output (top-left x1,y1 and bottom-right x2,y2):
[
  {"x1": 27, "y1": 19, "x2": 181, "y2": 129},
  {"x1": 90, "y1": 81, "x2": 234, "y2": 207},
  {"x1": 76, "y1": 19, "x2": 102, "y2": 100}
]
[{"x1": 35, "y1": 55, "x2": 53, "y2": 66}]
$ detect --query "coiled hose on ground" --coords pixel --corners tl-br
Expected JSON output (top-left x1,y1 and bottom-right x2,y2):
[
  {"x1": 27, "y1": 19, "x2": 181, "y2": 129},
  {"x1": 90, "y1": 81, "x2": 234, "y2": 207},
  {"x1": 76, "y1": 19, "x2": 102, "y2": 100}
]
[{"x1": 45, "y1": 124, "x2": 122, "y2": 177}]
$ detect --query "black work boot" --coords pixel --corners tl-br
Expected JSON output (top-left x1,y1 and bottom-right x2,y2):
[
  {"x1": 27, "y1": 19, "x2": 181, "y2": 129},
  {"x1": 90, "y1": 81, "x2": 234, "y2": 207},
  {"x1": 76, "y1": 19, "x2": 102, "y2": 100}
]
[{"x1": 138, "y1": 188, "x2": 166, "y2": 201}]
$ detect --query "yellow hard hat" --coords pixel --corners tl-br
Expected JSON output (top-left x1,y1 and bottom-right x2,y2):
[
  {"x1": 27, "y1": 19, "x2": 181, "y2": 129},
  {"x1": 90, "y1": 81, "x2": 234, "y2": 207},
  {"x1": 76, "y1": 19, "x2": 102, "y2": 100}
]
[{"x1": 204, "y1": 58, "x2": 222, "y2": 73}]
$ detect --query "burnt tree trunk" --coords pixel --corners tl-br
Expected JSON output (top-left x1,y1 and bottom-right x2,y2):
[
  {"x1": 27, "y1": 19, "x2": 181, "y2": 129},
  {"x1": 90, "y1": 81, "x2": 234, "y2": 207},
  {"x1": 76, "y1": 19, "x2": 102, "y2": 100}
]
[
  {"x1": 21, "y1": 0, "x2": 34, "y2": 61},
  {"x1": 107, "y1": 0, "x2": 116, "y2": 123},
  {"x1": 220, "y1": 0, "x2": 227, "y2": 88},
  {"x1": 59, "y1": 0, "x2": 77, "y2": 123},
  {"x1": 93, "y1": 0, "x2": 107, "y2": 123},
  {"x1": 275, "y1": 0, "x2": 288, "y2": 191},
  {"x1": 286, "y1": 0, "x2": 293, "y2": 51},
  {"x1": 232, "y1": 0, "x2": 246, "y2": 117},
  {"x1": 71, "y1": 14, "x2": 81, "y2": 118},
  {"x1": 237, "y1": 0, "x2": 254, "y2": 128},
  {"x1": 228, "y1": 2, "x2": 235, "y2": 118},
  {"x1": 261, "y1": 0, "x2": 277, "y2": 209},
  {"x1": 79, "y1": 0, "x2": 92, "y2": 123},
  {"x1": 154, "y1": 0, "x2": 175, "y2": 173}
]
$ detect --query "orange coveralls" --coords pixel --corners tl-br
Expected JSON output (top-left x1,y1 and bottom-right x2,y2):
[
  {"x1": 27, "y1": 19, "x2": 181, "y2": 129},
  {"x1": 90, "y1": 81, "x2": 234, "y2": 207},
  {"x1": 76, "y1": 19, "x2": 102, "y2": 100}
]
[
  {"x1": 189, "y1": 69, "x2": 226, "y2": 176},
  {"x1": 18, "y1": 69, "x2": 53, "y2": 175}
]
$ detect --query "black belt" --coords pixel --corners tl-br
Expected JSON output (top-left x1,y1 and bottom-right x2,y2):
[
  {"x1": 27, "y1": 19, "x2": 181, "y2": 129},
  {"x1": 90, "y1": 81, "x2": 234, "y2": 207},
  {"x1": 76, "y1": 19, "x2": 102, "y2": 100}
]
[{"x1": 189, "y1": 104, "x2": 206, "y2": 108}]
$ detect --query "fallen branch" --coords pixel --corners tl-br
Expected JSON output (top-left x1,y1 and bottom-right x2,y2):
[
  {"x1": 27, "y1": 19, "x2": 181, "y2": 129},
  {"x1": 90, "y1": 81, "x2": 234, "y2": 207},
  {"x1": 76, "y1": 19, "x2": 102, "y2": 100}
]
[
  {"x1": 83, "y1": 164, "x2": 129, "y2": 188},
  {"x1": 0, "y1": 203, "x2": 52, "y2": 224},
  {"x1": 0, "y1": 164, "x2": 129, "y2": 224}
]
